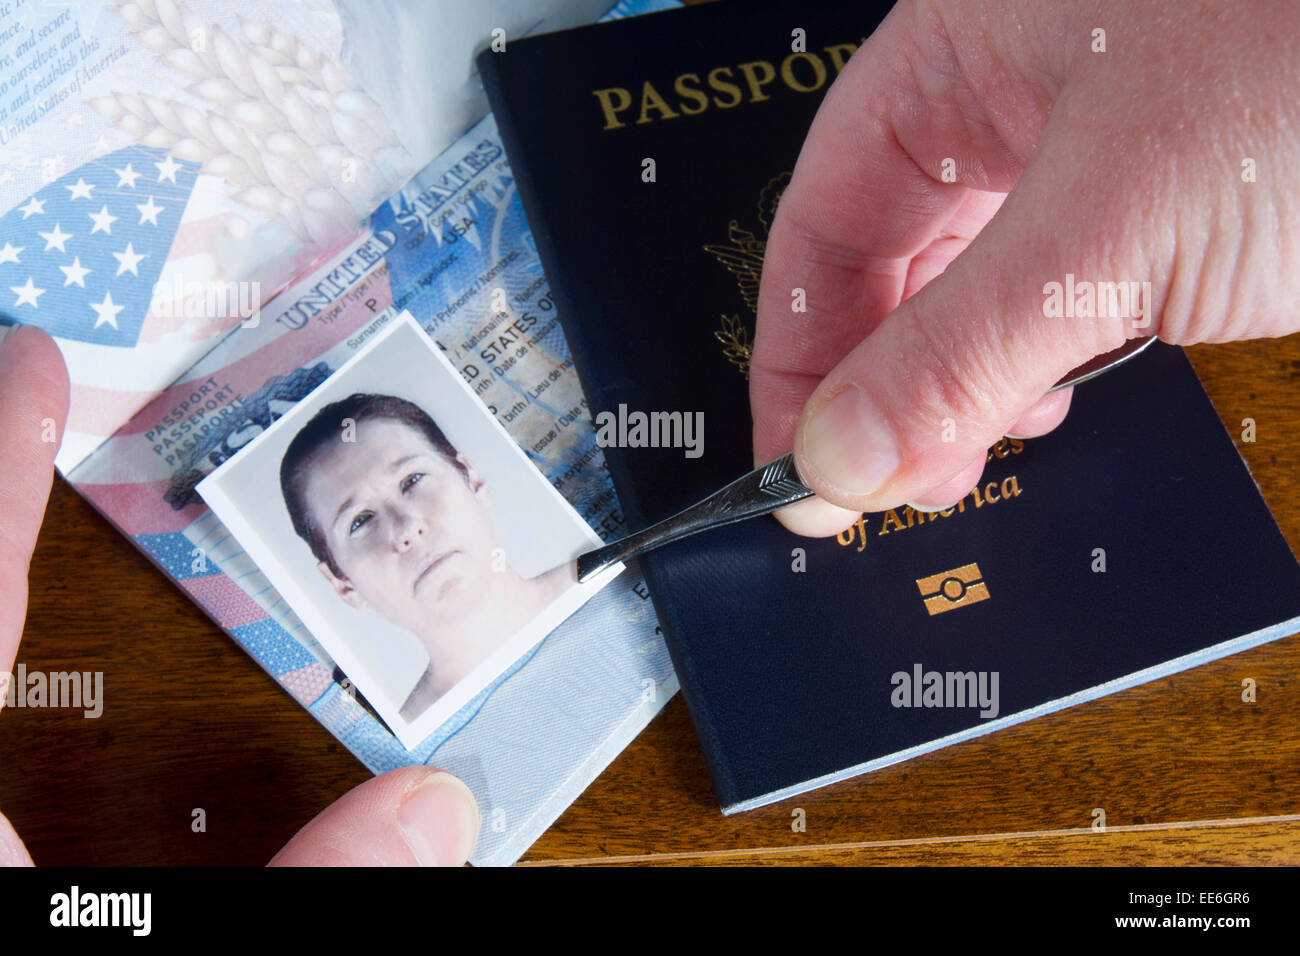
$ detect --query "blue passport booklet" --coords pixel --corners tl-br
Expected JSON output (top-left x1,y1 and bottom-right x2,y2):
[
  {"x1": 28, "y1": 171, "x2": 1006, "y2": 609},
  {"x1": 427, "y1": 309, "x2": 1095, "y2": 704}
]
[{"x1": 478, "y1": 0, "x2": 1300, "y2": 812}]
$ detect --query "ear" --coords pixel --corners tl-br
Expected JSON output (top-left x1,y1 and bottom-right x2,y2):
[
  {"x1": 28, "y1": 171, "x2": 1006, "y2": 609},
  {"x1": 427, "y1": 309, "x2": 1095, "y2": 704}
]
[
  {"x1": 455, "y1": 452, "x2": 491, "y2": 507},
  {"x1": 318, "y1": 560, "x2": 366, "y2": 610}
]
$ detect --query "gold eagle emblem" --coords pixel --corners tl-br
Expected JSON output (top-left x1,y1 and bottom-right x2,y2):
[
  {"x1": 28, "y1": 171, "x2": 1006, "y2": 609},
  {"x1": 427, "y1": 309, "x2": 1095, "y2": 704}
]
[{"x1": 703, "y1": 172, "x2": 791, "y2": 379}]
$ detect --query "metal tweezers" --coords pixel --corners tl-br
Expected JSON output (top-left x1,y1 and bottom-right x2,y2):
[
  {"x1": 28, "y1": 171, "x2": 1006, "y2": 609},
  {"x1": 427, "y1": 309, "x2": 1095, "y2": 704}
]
[{"x1": 575, "y1": 336, "x2": 1157, "y2": 582}]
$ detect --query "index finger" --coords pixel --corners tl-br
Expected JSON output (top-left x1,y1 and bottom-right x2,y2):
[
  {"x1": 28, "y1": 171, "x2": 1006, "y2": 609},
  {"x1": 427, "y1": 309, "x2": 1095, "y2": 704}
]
[{"x1": 749, "y1": 0, "x2": 1046, "y2": 463}]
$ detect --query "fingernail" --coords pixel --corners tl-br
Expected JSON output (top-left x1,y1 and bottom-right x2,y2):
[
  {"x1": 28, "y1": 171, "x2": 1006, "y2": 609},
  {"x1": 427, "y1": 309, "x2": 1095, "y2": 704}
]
[
  {"x1": 397, "y1": 771, "x2": 481, "y2": 866},
  {"x1": 906, "y1": 499, "x2": 959, "y2": 514},
  {"x1": 801, "y1": 386, "x2": 900, "y2": 497}
]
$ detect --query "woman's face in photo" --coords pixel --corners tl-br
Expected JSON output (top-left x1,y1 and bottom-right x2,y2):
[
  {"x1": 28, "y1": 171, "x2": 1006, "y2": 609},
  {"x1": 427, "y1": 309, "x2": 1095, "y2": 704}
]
[{"x1": 303, "y1": 417, "x2": 502, "y2": 637}]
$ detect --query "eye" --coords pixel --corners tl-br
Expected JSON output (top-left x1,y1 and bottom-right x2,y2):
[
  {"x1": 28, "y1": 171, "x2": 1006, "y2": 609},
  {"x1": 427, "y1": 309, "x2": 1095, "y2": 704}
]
[
  {"x1": 400, "y1": 472, "x2": 424, "y2": 492},
  {"x1": 348, "y1": 511, "x2": 373, "y2": 535}
]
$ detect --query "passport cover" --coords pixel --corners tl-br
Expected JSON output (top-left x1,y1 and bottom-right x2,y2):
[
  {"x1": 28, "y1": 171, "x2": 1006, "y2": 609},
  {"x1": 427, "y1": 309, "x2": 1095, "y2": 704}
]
[{"x1": 478, "y1": 0, "x2": 1300, "y2": 811}]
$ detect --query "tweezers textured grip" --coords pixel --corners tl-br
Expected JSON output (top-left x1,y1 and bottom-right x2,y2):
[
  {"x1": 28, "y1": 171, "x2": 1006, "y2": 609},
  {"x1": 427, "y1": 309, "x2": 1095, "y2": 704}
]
[{"x1": 576, "y1": 452, "x2": 814, "y2": 582}]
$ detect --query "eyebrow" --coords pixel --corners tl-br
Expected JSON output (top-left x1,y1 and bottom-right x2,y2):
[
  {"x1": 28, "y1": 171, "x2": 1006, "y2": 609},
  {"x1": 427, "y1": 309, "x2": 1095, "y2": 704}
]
[{"x1": 329, "y1": 454, "x2": 428, "y2": 531}]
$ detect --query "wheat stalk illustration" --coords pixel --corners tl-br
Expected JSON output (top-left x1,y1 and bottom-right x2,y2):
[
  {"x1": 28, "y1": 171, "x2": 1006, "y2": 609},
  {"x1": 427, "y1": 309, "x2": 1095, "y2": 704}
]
[
  {"x1": 91, "y1": 0, "x2": 416, "y2": 250},
  {"x1": 714, "y1": 312, "x2": 753, "y2": 379}
]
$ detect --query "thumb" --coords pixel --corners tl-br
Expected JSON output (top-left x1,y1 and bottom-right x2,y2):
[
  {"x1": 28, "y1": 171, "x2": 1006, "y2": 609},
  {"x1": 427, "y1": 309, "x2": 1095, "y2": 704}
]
[
  {"x1": 269, "y1": 766, "x2": 480, "y2": 866},
  {"x1": 0, "y1": 325, "x2": 69, "y2": 678},
  {"x1": 0, "y1": 810, "x2": 32, "y2": 866},
  {"x1": 789, "y1": 118, "x2": 1140, "y2": 520},
  {"x1": 0, "y1": 324, "x2": 69, "y2": 868}
]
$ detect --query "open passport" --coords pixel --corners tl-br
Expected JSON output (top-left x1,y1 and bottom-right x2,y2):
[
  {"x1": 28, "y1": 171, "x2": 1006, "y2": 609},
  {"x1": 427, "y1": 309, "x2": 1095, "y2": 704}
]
[
  {"x1": 0, "y1": 0, "x2": 680, "y2": 866},
  {"x1": 478, "y1": 0, "x2": 1300, "y2": 811}
]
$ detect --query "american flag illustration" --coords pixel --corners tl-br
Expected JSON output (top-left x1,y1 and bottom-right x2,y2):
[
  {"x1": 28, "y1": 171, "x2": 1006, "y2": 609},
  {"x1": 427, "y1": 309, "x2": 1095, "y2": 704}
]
[{"x1": 0, "y1": 145, "x2": 200, "y2": 347}]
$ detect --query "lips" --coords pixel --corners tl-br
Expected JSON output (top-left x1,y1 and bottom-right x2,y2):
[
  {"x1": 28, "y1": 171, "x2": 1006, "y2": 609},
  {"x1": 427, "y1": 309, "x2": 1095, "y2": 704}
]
[{"x1": 412, "y1": 551, "x2": 456, "y2": 595}]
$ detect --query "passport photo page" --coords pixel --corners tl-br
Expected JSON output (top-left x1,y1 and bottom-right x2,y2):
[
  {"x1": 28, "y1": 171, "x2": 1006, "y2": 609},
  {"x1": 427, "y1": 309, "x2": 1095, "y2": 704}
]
[{"x1": 198, "y1": 313, "x2": 622, "y2": 749}]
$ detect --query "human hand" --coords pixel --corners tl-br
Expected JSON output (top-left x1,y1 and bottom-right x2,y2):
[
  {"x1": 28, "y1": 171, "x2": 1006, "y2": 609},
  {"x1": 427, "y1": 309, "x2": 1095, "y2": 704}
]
[
  {"x1": 0, "y1": 325, "x2": 480, "y2": 866},
  {"x1": 752, "y1": 0, "x2": 1300, "y2": 536}
]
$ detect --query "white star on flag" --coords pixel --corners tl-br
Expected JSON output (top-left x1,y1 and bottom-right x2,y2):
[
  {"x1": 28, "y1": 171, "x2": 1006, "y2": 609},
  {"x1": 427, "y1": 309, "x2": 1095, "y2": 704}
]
[
  {"x1": 89, "y1": 205, "x2": 117, "y2": 235},
  {"x1": 115, "y1": 164, "x2": 141, "y2": 188},
  {"x1": 155, "y1": 155, "x2": 182, "y2": 183},
  {"x1": 60, "y1": 257, "x2": 91, "y2": 287},
  {"x1": 10, "y1": 277, "x2": 45, "y2": 308},
  {"x1": 0, "y1": 143, "x2": 200, "y2": 346},
  {"x1": 90, "y1": 290, "x2": 124, "y2": 329},
  {"x1": 136, "y1": 196, "x2": 163, "y2": 225},
  {"x1": 39, "y1": 223, "x2": 72, "y2": 252},
  {"x1": 113, "y1": 243, "x2": 147, "y2": 277}
]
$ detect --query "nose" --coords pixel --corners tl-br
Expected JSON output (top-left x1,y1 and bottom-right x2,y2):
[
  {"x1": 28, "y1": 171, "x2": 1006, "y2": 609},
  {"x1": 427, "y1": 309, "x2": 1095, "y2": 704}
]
[{"x1": 390, "y1": 507, "x2": 428, "y2": 553}]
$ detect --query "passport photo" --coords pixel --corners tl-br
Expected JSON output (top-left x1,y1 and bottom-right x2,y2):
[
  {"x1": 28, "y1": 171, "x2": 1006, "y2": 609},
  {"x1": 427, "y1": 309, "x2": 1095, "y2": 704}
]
[{"x1": 199, "y1": 313, "x2": 621, "y2": 749}]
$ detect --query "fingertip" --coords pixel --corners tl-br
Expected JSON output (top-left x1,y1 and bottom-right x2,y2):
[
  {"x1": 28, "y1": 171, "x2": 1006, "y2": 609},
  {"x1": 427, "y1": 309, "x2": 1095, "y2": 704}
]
[
  {"x1": 1, "y1": 324, "x2": 69, "y2": 385},
  {"x1": 268, "y1": 766, "x2": 480, "y2": 867},
  {"x1": 395, "y1": 771, "x2": 480, "y2": 867},
  {"x1": 907, "y1": 457, "x2": 986, "y2": 511},
  {"x1": 0, "y1": 324, "x2": 71, "y2": 439},
  {"x1": 772, "y1": 495, "x2": 862, "y2": 538},
  {"x1": 1005, "y1": 387, "x2": 1072, "y2": 439},
  {"x1": 0, "y1": 325, "x2": 70, "y2": 674},
  {"x1": 0, "y1": 809, "x2": 34, "y2": 866}
]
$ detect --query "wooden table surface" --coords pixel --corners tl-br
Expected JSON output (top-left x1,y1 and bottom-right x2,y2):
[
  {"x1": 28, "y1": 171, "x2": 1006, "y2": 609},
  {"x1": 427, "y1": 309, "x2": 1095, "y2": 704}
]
[{"x1": 0, "y1": 334, "x2": 1296, "y2": 866}]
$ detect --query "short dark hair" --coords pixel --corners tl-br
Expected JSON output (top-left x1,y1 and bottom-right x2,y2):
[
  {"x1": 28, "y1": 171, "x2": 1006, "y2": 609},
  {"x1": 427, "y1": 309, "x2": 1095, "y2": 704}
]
[{"x1": 280, "y1": 392, "x2": 466, "y2": 578}]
